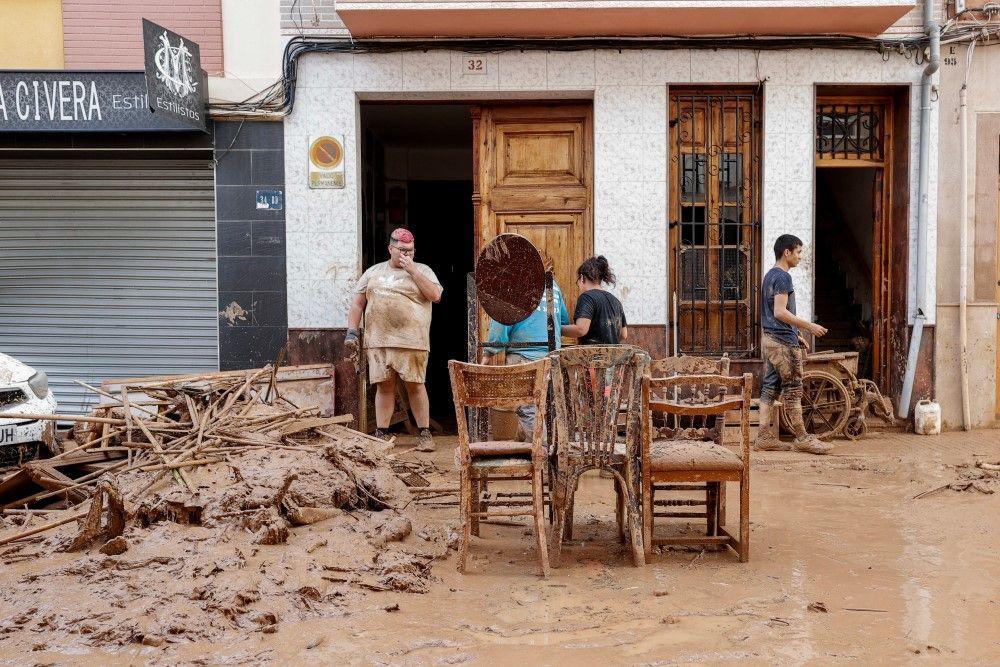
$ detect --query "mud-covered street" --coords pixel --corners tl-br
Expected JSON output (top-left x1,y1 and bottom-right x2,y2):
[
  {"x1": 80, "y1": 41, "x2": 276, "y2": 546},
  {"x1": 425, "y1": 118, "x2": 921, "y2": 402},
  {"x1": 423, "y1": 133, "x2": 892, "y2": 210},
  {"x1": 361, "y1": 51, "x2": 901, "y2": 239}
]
[{"x1": 1, "y1": 429, "x2": 996, "y2": 665}]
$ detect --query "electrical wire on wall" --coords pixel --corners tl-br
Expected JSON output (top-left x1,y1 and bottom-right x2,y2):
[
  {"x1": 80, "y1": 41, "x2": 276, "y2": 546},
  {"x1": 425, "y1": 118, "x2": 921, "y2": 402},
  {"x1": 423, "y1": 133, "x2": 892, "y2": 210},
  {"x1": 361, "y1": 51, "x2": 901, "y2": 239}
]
[{"x1": 208, "y1": 16, "x2": 1000, "y2": 119}]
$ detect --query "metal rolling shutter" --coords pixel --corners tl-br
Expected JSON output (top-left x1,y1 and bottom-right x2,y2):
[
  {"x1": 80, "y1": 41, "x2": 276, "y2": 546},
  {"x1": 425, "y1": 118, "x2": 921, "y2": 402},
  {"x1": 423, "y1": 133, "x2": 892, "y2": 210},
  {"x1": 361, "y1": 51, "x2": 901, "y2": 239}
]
[{"x1": 0, "y1": 156, "x2": 219, "y2": 414}]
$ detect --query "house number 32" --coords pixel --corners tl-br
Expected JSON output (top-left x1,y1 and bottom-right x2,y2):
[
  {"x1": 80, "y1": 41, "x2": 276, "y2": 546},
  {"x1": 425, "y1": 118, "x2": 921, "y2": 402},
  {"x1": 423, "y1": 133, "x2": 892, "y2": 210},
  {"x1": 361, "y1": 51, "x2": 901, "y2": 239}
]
[{"x1": 465, "y1": 58, "x2": 487, "y2": 75}]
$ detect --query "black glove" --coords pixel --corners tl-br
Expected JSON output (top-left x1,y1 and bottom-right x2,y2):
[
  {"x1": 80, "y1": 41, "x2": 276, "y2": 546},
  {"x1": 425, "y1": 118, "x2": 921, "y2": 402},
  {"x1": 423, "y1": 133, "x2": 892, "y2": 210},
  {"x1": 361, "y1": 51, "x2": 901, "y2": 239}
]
[
  {"x1": 344, "y1": 328, "x2": 360, "y2": 358},
  {"x1": 344, "y1": 329, "x2": 358, "y2": 354}
]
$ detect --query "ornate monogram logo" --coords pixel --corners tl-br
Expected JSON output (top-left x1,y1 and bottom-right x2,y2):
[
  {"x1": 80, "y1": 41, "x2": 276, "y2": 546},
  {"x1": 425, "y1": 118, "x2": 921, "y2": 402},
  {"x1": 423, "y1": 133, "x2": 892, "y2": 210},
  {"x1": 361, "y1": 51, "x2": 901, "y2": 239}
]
[{"x1": 153, "y1": 31, "x2": 198, "y2": 99}]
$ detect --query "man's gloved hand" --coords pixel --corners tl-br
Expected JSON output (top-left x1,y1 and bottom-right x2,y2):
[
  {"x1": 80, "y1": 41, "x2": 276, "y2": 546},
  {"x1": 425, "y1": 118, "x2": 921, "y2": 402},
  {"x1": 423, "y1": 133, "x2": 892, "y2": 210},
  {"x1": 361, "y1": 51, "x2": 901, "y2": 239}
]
[{"x1": 344, "y1": 328, "x2": 360, "y2": 359}]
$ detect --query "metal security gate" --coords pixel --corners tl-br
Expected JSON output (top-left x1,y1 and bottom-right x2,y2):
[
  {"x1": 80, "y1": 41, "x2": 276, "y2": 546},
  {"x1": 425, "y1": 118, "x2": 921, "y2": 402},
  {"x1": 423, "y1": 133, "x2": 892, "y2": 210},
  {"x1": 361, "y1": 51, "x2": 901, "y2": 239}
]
[
  {"x1": 0, "y1": 156, "x2": 219, "y2": 414},
  {"x1": 669, "y1": 88, "x2": 762, "y2": 357}
]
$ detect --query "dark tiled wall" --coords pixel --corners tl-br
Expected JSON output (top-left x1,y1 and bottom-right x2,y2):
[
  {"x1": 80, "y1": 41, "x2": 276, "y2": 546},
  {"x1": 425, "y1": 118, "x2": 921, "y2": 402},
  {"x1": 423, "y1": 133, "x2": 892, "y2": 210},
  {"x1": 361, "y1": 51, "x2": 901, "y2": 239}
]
[{"x1": 214, "y1": 120, "x2": 288, "y2": 370}]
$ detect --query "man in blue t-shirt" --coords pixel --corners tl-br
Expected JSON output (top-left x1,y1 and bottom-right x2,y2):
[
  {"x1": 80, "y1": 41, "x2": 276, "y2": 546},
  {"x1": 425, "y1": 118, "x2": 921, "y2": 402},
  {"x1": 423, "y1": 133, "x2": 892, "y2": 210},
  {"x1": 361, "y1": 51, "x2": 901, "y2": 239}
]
[
  {"x1": 483, "y1": 273, "x2": 569, "y2": 440},
  {"x1": 756, "y1": 234, "x2": 831, "y2": 455}
]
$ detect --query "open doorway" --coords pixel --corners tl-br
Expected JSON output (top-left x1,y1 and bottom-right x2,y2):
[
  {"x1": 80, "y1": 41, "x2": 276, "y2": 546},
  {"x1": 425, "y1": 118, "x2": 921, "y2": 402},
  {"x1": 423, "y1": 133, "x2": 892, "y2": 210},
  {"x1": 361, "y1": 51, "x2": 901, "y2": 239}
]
[
  {"x1": 360, "y1": 104, "x2": 475, "y2": 432},
  {"x1": 815, "y1": 167, "x2": 878, "y2": 379}
]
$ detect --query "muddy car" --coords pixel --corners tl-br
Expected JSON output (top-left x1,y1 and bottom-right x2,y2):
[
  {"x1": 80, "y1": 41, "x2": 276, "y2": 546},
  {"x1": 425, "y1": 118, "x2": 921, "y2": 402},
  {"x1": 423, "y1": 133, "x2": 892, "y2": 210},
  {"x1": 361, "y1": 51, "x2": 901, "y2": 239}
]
[{"x1": 0, "y1": 353, "x2": 58, "y2": 467}]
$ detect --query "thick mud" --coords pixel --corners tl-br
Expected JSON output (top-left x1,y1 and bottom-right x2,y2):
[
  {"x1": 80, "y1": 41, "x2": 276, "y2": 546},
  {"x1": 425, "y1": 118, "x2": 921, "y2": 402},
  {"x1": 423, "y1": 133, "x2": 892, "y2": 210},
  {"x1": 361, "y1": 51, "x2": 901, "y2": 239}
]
[{"x1": 1, "y1": 430, "x2": 997, "y2": 665}]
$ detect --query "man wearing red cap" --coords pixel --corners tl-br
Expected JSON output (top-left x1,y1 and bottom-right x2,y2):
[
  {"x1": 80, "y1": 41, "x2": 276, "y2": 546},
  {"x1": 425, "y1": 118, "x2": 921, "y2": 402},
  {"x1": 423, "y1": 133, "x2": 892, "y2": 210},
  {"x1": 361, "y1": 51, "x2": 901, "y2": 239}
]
[{"x1": 346, "y1": 228, "x2": 442, "y2": 451}]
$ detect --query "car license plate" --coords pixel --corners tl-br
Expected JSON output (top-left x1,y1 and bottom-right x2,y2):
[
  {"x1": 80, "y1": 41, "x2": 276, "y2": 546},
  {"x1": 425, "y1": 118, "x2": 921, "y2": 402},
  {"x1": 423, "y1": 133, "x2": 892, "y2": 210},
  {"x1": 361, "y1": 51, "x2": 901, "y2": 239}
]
[{"x1": 0, "y1": 425, "x2": 29, "y2": 445}]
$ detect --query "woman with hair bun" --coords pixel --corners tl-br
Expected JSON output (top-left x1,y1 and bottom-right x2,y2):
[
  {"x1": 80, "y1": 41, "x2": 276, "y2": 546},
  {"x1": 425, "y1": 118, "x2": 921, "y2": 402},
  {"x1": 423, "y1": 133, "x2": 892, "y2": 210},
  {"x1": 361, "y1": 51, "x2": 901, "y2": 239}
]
[{"x1": 562, "y1": 255, "x2": 628, "y2": 345}]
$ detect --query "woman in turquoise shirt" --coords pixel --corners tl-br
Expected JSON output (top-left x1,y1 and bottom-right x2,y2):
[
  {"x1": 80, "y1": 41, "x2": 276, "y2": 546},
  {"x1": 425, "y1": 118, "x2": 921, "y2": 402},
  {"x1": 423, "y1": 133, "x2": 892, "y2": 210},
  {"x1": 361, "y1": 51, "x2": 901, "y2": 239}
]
[{"x1": 483, "y1": 274, "x2": 569, "y2": 440}]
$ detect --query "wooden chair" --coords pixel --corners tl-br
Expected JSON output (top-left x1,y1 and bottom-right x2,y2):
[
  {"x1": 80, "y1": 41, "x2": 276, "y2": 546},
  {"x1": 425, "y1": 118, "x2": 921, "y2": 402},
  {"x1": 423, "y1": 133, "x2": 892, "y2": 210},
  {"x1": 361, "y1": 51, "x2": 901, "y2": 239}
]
[
  {"x1": 449, "y1": 357, "x2": 552, "y2": 577},
  {"x1": 648, "y1": 356, "x2": 731, "y2": 541},
  {"x1": 642, "y1": 373, "x2": 753, "y2": 562},
  {"x1": 549, "y1": 346, "x2": 648, "y2": 567}
]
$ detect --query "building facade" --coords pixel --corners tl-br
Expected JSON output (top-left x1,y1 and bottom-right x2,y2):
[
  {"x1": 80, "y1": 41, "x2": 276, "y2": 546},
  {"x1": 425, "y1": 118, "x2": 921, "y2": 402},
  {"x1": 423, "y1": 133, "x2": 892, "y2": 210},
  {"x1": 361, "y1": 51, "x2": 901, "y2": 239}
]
[
  {"x1": 934, "y1": 5, "x2": 1000, "y2": 429},
  {"x1": 0, "y1": 0, "x2": 286, "y2": 413},
  {"x1": 6, "y1": 1, "x2": 997, "y2": 430},
  {"x1": 276, "y1": 2, "x2": 946, "y2": 427}
]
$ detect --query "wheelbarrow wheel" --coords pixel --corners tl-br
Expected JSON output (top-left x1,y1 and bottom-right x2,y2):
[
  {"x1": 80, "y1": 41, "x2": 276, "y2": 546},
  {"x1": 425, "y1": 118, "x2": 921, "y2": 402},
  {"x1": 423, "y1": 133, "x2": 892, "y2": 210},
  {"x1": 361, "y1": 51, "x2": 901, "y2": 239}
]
[
  {"x1": 843, "y1": 417, "x2": 867, "y2": 441},
  {"x1": 780, "y1": 370, "x2": 851, "y2": 440}
]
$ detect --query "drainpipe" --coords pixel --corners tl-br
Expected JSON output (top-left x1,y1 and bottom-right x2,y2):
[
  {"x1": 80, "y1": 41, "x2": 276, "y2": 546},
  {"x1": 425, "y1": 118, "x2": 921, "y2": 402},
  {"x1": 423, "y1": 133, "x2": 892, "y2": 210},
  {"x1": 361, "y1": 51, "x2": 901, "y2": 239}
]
[
  {"x1": 957, "y1": 39, "x2": 977, "y2": 430},
  {"x1": 898, "y1": 3, "x2": 940, "y2": 419}
]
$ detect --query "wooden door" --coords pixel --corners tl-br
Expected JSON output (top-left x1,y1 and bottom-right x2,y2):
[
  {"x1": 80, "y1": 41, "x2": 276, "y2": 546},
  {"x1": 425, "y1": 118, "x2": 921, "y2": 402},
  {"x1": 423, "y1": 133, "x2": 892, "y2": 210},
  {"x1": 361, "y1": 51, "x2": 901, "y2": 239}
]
[
  {"x1": 996, "y1": 174, "x2": 1000, "y2": 418},
  {"x1": 669, "y1": 89, "x2": 761, "y2": 357},
  {"x1": 472, "y1": 104, "x2": 593, "y2": 343}
]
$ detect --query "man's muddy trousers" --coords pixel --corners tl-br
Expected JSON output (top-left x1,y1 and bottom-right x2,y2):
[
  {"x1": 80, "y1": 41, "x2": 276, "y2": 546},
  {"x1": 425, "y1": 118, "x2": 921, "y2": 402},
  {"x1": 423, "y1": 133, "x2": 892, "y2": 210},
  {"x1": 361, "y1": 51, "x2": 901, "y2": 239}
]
[{"x1": 760, "y1": 334, "x2": 809, "y2": 439}]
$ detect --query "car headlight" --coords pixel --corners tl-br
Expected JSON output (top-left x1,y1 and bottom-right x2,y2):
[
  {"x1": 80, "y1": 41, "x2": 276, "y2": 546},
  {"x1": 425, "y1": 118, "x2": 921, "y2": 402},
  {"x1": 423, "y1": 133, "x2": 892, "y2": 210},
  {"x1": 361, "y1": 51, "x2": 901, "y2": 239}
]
[{"x1": 27, "y1": 371, "x2": 49, "y2": 399}]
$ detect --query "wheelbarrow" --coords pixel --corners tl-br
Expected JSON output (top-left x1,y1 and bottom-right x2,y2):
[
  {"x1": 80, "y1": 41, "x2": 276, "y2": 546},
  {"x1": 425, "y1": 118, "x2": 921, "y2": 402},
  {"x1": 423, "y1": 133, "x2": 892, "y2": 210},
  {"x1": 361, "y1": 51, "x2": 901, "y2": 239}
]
[{"x1": 780, "y1": 350, "x2": 895, "y2": 441}]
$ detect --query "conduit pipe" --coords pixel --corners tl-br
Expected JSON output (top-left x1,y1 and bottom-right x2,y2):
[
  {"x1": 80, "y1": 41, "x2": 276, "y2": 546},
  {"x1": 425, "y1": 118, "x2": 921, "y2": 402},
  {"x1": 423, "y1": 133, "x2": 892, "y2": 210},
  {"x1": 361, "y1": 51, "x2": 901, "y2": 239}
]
[
  {"x1": 898, "y1": 3, "x2": 940, "y2": 419},
  {"x1": 957, "y1": 39, "x2": 977, "y2": 430}
]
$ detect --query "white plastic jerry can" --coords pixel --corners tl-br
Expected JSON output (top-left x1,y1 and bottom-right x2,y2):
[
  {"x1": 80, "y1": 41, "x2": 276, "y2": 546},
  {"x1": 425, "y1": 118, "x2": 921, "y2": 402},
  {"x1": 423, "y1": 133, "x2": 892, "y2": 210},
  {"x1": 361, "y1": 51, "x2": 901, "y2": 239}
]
[{"x1": 913, "y1": 400, "x2": 941, "y2": 435}]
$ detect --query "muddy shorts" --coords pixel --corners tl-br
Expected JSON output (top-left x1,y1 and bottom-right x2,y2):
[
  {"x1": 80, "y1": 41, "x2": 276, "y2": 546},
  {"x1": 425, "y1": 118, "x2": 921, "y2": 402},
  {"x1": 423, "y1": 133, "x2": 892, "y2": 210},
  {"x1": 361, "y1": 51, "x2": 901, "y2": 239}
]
[
  {"x1": 366, "y1": 347, "x2": 429, "y2": 385},
  {"x1": 760, "y1": 334, "x2": 803, "y2": 404}
]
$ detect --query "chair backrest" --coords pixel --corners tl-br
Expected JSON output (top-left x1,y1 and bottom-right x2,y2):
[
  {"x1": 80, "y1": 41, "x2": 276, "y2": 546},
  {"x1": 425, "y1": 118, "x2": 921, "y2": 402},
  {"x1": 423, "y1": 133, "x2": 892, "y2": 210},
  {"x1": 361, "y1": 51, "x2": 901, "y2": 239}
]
[
  {"x1": 448, "y1": 358, "x2": 551, "y2": 455},
  {"x1": 644, "y1": 373, "x2": 753, "y2": 448},
  {"x1": 550, "y1": 346, "x2": 649, "y2": 463},
  {"x1": 649, "y1": 356, "x2": 731, "y2": 434},
  {"x1": 650, "y1": 355, "x2": 730, "y2": 377}
]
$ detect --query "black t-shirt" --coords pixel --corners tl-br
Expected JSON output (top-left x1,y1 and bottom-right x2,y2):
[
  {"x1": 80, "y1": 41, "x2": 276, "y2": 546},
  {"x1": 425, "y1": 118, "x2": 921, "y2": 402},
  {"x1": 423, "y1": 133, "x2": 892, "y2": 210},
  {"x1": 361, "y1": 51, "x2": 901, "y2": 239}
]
[
  {"x1": 760, "y1": 266, "x2": 798, "y2": 346},
  {"x1": 574, "y1": 289, "x2": 627, "y2": 345}
]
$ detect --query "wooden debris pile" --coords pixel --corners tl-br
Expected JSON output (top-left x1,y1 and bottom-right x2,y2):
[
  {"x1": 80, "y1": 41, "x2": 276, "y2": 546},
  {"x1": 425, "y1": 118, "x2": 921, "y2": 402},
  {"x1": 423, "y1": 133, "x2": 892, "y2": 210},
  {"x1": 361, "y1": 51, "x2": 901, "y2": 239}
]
[
  {"x1": 0, "y1": 364, "x2": 403, "y2": 547},
  {"x1": 0, "y1": 366, "x2": 458, "y2": 651}
]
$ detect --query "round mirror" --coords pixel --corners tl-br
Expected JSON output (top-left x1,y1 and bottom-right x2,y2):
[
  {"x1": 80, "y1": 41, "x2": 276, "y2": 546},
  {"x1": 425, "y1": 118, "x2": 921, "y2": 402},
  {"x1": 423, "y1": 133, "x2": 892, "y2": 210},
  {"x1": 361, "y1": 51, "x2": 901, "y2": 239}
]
[{"x1": 475, "y1": 233, "x2": 545, "y2": 325}]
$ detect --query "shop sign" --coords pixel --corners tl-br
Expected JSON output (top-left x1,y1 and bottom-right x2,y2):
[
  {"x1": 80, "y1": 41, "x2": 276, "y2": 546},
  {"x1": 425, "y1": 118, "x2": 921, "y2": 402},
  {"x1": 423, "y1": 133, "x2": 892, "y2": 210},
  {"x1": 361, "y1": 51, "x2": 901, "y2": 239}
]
[
  {"x1": 0, "y1": 71, "x2": 196, "y2": 132},
  {"x1": 142, "y1": 19, "x2": 206, "y2": 131},
  {"x1": 308, "y1": 135, "x2": 346, "y2": 189}
]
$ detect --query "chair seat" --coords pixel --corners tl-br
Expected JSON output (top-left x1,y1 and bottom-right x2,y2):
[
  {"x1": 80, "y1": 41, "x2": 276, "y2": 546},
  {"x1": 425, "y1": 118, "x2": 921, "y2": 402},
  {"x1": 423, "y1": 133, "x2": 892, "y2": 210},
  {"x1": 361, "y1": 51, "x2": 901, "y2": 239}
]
[
  {"x1": 650, "y1": 439, "x2": 743, "y2": 472},
  {"x1": 469, "y1": 440, "x2": 533, "y2": 457}
]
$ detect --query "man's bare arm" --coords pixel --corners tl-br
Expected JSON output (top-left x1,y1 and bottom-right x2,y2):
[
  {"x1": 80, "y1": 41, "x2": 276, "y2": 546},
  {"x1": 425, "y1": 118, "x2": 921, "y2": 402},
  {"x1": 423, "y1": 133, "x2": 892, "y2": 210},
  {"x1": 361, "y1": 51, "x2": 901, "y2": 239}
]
[
  {"x1": 774, "y1": 292, "x2": 827, "y2": 337},
  {"x1": 347, "y1": 292, "x2": 367, "y2": 330},
  {"x1": 401, "y1": 258, "x2": 443, "y2": 302}
]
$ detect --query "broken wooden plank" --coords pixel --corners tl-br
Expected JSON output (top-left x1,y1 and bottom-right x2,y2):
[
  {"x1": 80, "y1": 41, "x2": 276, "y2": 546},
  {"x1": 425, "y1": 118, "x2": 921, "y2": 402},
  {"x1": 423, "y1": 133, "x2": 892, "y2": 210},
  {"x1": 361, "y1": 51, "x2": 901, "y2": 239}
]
[{"x1": 279, "y1": 415, "x2": 353, "y2": 436}]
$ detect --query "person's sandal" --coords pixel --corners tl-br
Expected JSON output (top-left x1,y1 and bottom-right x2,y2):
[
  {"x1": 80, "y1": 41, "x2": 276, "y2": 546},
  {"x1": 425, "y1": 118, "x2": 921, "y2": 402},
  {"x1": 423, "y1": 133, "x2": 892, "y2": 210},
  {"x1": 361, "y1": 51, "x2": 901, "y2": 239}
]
[{"x1": 415, "y1": 428, "x2": 435, "y2": 452}]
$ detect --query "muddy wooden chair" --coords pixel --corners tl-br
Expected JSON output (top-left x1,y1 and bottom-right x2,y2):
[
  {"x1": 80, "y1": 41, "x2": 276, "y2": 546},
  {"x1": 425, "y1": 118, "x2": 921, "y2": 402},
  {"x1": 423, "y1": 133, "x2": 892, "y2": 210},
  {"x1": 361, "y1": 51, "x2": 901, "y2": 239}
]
[
  {"x1": 549, "y1": 346, "x2": 648, "y2": 567},
  {"x1": 648, "y1": 356, "x2": 731, "y2": 548},
  {"x1": 449, "y1": 358, "x2": 552, "y2": 577},
  {"x1": 641, "y1": 373, "x2": 753, "y2": 562}
]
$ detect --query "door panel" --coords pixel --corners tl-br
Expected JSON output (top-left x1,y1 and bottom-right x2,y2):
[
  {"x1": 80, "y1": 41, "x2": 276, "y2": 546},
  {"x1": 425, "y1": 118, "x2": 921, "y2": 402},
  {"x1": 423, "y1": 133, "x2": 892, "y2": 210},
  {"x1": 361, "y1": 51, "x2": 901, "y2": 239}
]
[
  {"x1": 670, "y1": 89, "x2": 761, "y2": 357},
  {"x1": 496, "y1": 212, "x2": 580, "y2": 304},
  {"x1": 473, "y1": 104, "x2": 593, "y2": 349}
]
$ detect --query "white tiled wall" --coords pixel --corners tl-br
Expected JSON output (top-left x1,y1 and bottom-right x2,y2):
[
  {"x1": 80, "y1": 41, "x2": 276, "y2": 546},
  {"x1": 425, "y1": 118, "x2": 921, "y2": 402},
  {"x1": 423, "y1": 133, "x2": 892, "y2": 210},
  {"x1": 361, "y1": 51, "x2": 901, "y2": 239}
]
[{"x1": 284, "y1": 48, "x2": 935, "y2": 330}]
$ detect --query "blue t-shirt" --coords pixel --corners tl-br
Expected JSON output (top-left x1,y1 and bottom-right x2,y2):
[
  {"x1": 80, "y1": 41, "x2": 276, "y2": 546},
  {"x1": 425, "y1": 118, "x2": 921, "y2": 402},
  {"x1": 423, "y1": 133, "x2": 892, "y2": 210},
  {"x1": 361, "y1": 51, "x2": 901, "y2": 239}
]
[
  {"x1": 486, "y1": 281, "x2": 570, "y2": 360},
  {"x1": 761, "y1": 267, "x2": 798, "y2": 346}
]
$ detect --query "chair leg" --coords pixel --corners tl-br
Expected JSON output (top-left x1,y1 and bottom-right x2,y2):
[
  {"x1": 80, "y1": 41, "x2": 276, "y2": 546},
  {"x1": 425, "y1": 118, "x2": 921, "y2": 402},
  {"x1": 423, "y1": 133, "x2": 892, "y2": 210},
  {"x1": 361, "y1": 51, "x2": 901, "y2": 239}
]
[
  {"x1": 706, "y1": 482, "x2": 718, "y2": 537},
  {"x1": 471, "y1": 478, "x2": 482, "y2": 537},
  {"x1": 551, "y1": 473, "x2": 567, "y2": 568},
  {"x1": 457, "y1": 471, "x2": 472, "y2": 573},
  {"x1": 615, "y1": 475, "x2": 626, "y2": 544},
  {"x1": 642, "y1": 480, "x2": 653, "y2": 562},
  {"x1": 564, "y1": 476, "x2": 578, "y2": 540},
  {"x1": 532, "y1": 462, "x2": 550, "y2": 578},
  {"x1": 739, "y1": 473, "x2": 750, "y2": 563},
  {"x1": 718, "y1": 483, "x2": 727, "y2": 527},
  {"x1": 623, "y1": 479, "x2": 645, "y2": 567},
  {"x1": 546, "y1": 460, "x2": 556, "y2": 524}
]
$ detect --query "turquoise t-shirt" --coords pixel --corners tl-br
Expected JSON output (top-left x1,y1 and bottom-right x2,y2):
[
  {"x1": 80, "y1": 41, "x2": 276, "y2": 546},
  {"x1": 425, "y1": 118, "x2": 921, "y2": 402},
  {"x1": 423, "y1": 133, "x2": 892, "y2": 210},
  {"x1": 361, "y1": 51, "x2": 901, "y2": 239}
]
[{"x1": 485, "y1": 281, "x2": 570, "y2": 360}]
